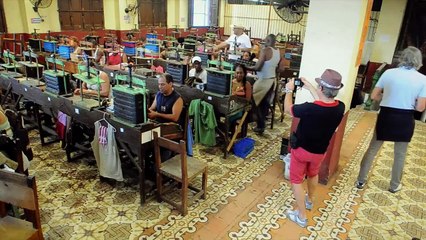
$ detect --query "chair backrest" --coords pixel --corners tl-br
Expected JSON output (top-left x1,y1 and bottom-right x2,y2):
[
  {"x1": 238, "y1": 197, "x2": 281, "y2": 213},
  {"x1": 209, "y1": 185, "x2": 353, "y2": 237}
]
[
  {"x1": 153, "y1": 132, "x2": 188, "y2": 179},
  {"x1": 207, "y1": 60, "x2": 219, "y2": 68},
  {"x1": 78, "y1": 64, "x2": 87, "y2": 74},
  {"x1": 0, "y1": 169, "x2": 42, "y2": 232},
  {"x1": 153, "y1": 132, "x2": 185, "y2": 155},
  {"x1": 221, "y1": 61, "x2": 234, "y2": 71}
]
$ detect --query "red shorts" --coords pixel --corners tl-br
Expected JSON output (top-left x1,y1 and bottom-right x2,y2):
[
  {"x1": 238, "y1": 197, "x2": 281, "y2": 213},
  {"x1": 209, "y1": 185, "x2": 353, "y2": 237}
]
[{"x1": 290, "y1": 147, "x2": 325, "y2": 184}]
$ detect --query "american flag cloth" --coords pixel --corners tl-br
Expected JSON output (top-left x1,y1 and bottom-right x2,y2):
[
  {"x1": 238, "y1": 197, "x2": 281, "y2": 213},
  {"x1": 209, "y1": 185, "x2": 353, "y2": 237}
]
[{"x1": 98, "y1": 125, "x2": 108, "y2": 146}]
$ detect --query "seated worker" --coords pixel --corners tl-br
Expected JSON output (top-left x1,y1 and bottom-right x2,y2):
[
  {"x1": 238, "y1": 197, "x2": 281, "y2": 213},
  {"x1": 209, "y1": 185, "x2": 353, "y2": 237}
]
[
  {"x1": 146, "y1": 74, "x2": 184, "y2": 180},
  {"x1": 0, "y1": 106, "x2": 32, "y2": 172},
  {"x1": 93, "y1": 42, "x2": 106, "y2": 66},
  {"x1": 151, "y1": 59, "x2": 164, "y2": 74},
  {"x1": 0, "y1": 121, "x2": 18, "y2": 171},
  {"x1": 241, "y1": 51, "x2": 252, "y2": 61},
  {"x1": 74, "y1": 62, "x2": 111, "y2": 98},
  {"x1": 188, "y1": 56, "x2": 207, "y2": 84},
  {"x1": 251, "y1": 40, "x2": 261, "y2": 61},
  {"x1": 230, "y1": 64, "x2": 252, "y2": 136},
  {"x1": 105, "y1": 45, "x2": 128, "y2": 70},
  {"x1": 240, "y1": 51, "x2": 256, "y2": 75},
  {"x1": 0, "y1": 106, "x2": 12, "y2": 137},
  {"x1": 214, "y1": 25, "x2": 252, "y2": 60},
  {"x1": 231, "y1": 64, "x2": 252, "y2": 101},
  {"x1": 69, "y1": 36, "x2": 82, "y2": 55},
  {"x1": 160, "y1": 40, "x2": 174, "y2": 59},
  {"x1": 148, "y1": 73, "x2": 184, "y2": 125}
]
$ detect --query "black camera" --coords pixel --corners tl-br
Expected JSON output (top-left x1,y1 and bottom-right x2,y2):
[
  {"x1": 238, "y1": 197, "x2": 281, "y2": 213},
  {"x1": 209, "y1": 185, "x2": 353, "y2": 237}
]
[{"x1": 294, "y1": 78, "x2": 304, "y2": 88}]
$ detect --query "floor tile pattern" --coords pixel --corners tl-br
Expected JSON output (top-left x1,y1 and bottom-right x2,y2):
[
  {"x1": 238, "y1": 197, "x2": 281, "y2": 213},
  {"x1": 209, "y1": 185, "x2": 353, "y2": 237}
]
[
  {"x1": 348, "y1": 123, "x2": 426, "y2": 240},
  {"x1": 28, "y1": 115, "x2": 290, "y2": 240},
  {"x1": 25, "y1": 108, "x2": 425, "y2": 240},
  {"x1": 227, "y1": 109, "x2": 367, "y2": 240}
]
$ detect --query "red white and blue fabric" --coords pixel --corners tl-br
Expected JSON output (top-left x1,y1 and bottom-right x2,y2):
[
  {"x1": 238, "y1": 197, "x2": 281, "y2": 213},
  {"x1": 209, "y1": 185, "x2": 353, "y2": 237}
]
[{"x1": 98, "y1": 125, "x2": 108, "y2": 146}]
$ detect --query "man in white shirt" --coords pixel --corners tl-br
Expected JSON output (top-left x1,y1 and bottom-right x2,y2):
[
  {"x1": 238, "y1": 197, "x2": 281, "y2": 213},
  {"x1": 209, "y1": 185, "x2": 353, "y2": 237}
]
[
  {"x1": 188, "y1": 56, "x2": 207, "y2": 84},
  {"x1": 214, "y1": 25, "x2": 252, "y2": 60}
]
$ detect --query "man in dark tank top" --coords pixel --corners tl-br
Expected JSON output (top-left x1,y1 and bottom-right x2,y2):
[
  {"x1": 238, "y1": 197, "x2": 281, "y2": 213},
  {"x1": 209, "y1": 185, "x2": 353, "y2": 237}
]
[{"x1": 148, "y1": 74, "x2": 184, "y2": 125}]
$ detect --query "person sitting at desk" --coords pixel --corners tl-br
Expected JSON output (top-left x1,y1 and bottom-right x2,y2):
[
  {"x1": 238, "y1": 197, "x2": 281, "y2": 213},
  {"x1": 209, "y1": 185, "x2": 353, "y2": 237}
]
[
  {"x1": 188, "y1": 56, "x2": 207, "y2": 84},
  {"x1": 151, "y1": 59, "x2": 164, "y2": 74},
  {"x1": 229, "y1": 64, "x2": 252, "y2": 137},
  {"x1": 160, "y1": 41, "x2": 174, "y2": 60},
  {"x1": 105, "y1": 47, "x2": 127, "y2": 70},
  {"x1": 232, "y1": 64, "x2": 252, "y2": 100},
  {"x1": 69, "y1": 36, "x2": 82, "y2": 55},
  {"x1": 241, "y1": 51, "x2": 253, "y2": 61},
  {"x1": 93, "y1": 42, "x2": 106, "y2": 66},
  {"x1": 74, "y1": 63, "x2": 111, "y2": 98},
  {"x1": 148, "y1": 73, "x2": 184, "y2": 124},
  {"x1": 251, "y1": 40, "x2": 261, "y2": 60}
]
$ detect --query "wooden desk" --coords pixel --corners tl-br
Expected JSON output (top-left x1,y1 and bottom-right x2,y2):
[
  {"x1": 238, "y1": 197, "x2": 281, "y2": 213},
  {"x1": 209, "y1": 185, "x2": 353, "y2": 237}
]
[
  {"x1": 145, "y1": 75, "x2": 250, "y2": 158},
  {"x1": 39, "y1": 53, "x2": 79, "y2": 74},
  {"x1": 0, "y1": 74, "x2": 185, "y2": 204}
]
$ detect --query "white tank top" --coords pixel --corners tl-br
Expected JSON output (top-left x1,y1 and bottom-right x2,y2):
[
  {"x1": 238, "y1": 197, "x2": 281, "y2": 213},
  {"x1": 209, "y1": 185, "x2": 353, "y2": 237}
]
[{"x1": 257, "y1": 47, "x2": 280, "y2": 79}]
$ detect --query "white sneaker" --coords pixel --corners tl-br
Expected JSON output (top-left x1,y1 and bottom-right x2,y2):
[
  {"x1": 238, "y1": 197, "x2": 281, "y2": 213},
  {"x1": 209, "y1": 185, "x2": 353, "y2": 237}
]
[
  {"x1": 389, "y1": 184, "x2": 402, "y2": 193},
  {"x1": 286, "y1": 209, "x2": 307, "y2": 228}
]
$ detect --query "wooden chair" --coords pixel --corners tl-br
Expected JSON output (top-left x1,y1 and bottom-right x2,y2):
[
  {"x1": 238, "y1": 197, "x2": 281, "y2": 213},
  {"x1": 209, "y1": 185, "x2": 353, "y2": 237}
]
[
  {"x1": 0, "y1": 169, "x2": 43, "y2": 240},
  {"x1": 153, "y1": 132, "x2": 207, "y2": 216}
]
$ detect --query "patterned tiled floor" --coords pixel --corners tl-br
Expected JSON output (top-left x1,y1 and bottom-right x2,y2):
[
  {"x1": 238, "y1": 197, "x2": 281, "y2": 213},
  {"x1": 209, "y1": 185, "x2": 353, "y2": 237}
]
[
  {"x1": 348, "y1": 123, "x2": 426, "y2": 240},
  {"x1": 29, "y1": 112, "x2": 290, "y2": 239},
  {"x1": 25, "y1": 108, "x2": 426, "y2": 239}
]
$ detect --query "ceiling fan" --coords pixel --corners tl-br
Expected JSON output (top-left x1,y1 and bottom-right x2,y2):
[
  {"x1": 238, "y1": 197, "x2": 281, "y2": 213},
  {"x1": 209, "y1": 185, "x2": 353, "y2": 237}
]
[
  {"x1": 29, "y1": 0, "x2": 53, "y2": 21},
  {"x1": 273, "y1": 0, "x2": 309, "y2": 24}
]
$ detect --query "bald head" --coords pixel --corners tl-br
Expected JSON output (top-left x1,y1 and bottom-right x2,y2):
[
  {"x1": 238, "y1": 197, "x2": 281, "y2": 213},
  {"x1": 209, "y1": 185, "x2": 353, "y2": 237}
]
[{"x1": 264, "y1": 34, "x2": 276, "y2": 47}]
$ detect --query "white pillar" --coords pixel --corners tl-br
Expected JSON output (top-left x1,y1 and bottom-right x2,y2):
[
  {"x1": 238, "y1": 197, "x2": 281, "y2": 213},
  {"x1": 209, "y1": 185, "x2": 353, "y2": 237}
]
[
  {"x1": 370, "y1": 0, "x2": 408, "y2": 63},
  {"x1": 296, "y1": 0, "x2": 371, "y2": 111}
]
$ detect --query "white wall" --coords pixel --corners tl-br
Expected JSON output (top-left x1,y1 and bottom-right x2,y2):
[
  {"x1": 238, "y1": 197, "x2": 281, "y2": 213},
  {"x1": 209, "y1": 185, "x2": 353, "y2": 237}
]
[
  {"x1": 223, "y1": 3, "x2": 307, "y2": 39},
  {"x1": 167, "y1": 0, "x2": 179, "y2": 27},
  {"x1": 104, "y1": 0, "x2": 120, "y2": 30},
  {"x1": 167, "y1": 0, "x2": 188, "y2": 28},
  {"x1": 23, "y1": 0, "x2": 60, "y2": 33},
  {"x1": 4, "y1": 0, "x2": 60, "y2": 33}
]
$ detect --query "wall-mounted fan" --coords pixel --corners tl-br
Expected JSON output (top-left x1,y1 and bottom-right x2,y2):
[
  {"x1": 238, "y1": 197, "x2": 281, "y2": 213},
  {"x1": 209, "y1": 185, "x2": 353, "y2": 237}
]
[
  {"x1": 124, "y1": 0, "x2": 141, "y2": 15},
  {"x1": 273, "y1": 0, "x2": 309, "y2": 24},
  {"x1": 29, "y1": 0, "x2": 53, "y2": 21}
]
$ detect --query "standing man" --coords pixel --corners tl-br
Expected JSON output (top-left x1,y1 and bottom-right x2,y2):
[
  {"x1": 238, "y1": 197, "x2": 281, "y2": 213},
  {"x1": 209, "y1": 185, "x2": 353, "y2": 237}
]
[
  {"x1": 284, "y1": 69, "x2": 345, "y2": 227},
  {"x1": 148, "y1": 73, "x2": 184, "y2": 125},
  {"x1": 247, "y1": 34, "x2": 280, "y2": 134},
  {"x1": 214, "y1": 25, "x2": 252, "y2": 60},
  {"x1": 356, "y1": 46, "x2": 426, "y2": 193}
]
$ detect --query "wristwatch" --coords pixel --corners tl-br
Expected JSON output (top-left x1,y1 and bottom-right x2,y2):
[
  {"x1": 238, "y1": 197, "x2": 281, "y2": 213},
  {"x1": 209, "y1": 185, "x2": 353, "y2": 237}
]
[{"x1": 285, "y1": 88, "x2": 293, "y2": 94}]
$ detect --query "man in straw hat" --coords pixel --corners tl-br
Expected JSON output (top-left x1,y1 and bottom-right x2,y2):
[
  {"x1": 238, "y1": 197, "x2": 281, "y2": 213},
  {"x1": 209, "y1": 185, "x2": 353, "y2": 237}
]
[
  {"x1": 214, "y1": 25, "x2": 251, "y2": 57},
  {"x1": 283, "y1": 69, "x2": 345, "y2": 227}
]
